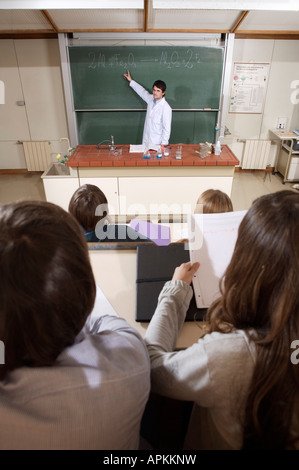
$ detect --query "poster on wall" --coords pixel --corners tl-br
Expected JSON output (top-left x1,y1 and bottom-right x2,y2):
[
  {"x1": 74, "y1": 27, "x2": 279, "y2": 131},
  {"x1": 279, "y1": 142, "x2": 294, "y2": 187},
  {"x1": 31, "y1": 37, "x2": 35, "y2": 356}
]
[{"x1": 229, "y1": 63, "x2": 270, "y2": 114}]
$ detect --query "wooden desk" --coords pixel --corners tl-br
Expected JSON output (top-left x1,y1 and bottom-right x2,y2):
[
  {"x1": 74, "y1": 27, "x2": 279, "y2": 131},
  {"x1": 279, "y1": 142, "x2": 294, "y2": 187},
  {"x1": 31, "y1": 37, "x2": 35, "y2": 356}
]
[
  {"x1": 68, "y1": 144, "x2": 239, "y2": 216},
  {"x1": 88, "y1": 243, "x2": 207, "y2": 350}
]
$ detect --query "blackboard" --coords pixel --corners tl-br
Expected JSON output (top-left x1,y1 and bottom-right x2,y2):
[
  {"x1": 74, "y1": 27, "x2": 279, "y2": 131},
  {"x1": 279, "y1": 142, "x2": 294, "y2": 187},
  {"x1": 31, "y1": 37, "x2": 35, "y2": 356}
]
[
  {"x1": 77, "y1": 110, "x2": 218, "y2": 145},
  {"x1": 68, "y1": 45, "x2": 224, "y2": 144}
]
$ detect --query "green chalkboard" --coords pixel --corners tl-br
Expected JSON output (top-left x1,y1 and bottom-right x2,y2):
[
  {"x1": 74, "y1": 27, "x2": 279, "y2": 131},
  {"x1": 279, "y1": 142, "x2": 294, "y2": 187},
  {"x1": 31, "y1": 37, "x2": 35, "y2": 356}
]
[
  {"x1": 77, "y1": 110, "x2": 218, "y2": 146},
  {"x1": 68, "y1": 45, "x2": 223, "y2": 144}
]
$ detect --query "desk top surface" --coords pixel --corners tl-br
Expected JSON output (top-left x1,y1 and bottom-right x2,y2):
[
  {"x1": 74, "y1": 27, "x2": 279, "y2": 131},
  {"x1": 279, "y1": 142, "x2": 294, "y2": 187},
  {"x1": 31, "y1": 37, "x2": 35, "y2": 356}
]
[
  {"x1": 67, "y1": 144, "x2": 239, "y2": 169},
  {"x1": 88, "y1": 245, "x2": 208, "y2": 349},
  {"x1": 270, "y1": 129, "x2": 299, "y2": 140}
]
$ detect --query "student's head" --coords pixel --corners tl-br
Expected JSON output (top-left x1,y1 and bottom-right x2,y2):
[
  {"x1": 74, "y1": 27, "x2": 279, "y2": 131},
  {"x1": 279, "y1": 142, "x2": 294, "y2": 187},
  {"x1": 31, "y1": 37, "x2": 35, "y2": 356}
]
[
  {"x1": 195, "y1": 189, "x2": 233, "y2": 214},
  {"x1": 69, "y1": 184, "x2": 109, "y2": 232},
  {"x1": 153, "y1": 80, "x2": 166, "y2": 99},
  {"x1": 0, "y1": 201, "x2": 96, "y2": 380}
]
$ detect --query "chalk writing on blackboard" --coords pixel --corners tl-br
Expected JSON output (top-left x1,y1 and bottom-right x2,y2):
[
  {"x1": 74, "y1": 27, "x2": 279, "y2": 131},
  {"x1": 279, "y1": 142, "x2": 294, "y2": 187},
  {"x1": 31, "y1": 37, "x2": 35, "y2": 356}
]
[{"x1": 87, "y1": 49, "x2": 201, "y2": 71}]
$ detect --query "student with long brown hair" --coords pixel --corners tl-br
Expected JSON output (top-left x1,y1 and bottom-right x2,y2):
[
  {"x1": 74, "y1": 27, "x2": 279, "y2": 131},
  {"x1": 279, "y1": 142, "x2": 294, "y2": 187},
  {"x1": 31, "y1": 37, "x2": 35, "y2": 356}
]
[
  {"x1": 145, "y1": 190, "x2": 299, "y2": 449},
  {"x1": 0, "y1": 201, "x2": 150, "y2": 449}
]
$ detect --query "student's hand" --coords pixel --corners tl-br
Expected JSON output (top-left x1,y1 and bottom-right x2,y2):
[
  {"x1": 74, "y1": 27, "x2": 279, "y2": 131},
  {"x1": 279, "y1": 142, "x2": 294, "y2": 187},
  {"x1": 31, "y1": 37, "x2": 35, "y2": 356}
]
[
  {"x1": 123, "y1": 70, "x2": 132, "y2": 82},
  {"x1": 172, "y1": 262, "x2": 200, "y2": 285}
]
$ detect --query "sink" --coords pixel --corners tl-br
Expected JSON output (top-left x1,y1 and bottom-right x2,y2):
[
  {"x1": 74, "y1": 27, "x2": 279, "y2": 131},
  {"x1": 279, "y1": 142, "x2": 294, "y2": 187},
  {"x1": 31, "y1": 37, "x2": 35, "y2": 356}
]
[
  {"x1": 42, "y1": 162, "x2": 71, "y2": 176},
  {"x1": 41, "y1": 163, "x2": 79, "y2": 212}
]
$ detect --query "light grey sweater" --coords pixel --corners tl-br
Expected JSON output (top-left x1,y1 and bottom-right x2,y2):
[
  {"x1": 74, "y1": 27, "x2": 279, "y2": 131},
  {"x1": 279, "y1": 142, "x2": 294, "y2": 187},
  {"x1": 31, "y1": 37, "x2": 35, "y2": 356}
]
[
  {"x1": 0, "y1": 313, "x2": 150, "y2": 450},
  {"x1": 144, "y1": 280, "x2": 257, "y2": 450}
]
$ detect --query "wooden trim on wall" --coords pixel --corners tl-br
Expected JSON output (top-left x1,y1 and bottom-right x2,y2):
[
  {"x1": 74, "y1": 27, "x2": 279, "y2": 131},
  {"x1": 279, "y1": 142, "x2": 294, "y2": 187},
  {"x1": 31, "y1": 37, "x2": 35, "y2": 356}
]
[
  {"x1": 0, "y1": 32, "x2": 58, "y2": 39},
  {"x1": 144, "y1": 0, "x2": 149, "y2": 32},
  {"x1": 0, "y1": 169, "x2": 28, "y2": 175},
  {"x1": 236, "y1": 30, "x2": 299, "y2": 39},
  {"x1": 145, "y1": 28, "x2": 230, "y2": 33},
  {"x1": 56, "y1": 28, "x2": 145, "y2": 33},
  {"x1": 0, "y1": 28, "x2": 298, "y2": 40},
  {"x1": 230, "y1": 11, "x2": 249, "y2": 33},
  {"x1": 41, "y1": 10, "x2": 59, "y2": 33}
]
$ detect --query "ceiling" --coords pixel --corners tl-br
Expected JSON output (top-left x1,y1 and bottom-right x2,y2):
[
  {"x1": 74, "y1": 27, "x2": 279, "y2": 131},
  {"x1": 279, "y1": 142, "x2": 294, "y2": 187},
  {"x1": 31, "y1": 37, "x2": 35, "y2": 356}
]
[{"x1": 0, "y1": 1, "x2": 299, "y2": 39}]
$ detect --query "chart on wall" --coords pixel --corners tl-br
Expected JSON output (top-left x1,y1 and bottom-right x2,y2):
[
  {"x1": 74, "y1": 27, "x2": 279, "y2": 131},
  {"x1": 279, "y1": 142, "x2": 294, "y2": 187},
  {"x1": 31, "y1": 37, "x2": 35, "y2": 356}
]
[{"x1": 229, "y1": 63, "x2": 270, "y2": 114}]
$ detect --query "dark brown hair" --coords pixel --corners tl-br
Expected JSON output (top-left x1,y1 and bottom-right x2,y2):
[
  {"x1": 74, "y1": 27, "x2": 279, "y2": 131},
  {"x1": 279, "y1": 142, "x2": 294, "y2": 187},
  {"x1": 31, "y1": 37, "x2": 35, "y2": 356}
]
[
  {"x1": 195, "y1": 189, "x2": 233, "y2": 214},
  {"x1": 0, "y1": 201, "x2": 96, "y2": 380},
  {"x1": 68, "y1": 184, "x2": 108, "y2": 232},
  {"x1": 153, "y1": 80, "x2": 166, "y2": 94},
  {"x1": 206, "y1": 190, "x2": 299, "y2": 449}
]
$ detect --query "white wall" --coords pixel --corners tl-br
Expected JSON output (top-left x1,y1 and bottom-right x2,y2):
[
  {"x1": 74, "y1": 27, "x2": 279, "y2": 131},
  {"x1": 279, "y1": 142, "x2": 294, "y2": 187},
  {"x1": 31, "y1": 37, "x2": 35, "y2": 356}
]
[
  {"x1": 0, "y1": 36, "x2": 298, "y2": 170},
  {"x1": 0, "y1": 39, "x2": 69, "y2": 169},
  {"x1": 223, "y1": 39, "x2": 299, "y2": 167}
]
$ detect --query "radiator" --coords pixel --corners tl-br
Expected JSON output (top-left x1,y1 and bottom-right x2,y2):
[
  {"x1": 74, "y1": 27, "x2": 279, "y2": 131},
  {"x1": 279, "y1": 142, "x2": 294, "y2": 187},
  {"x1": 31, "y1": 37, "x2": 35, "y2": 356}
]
[
  {"x1": 23, "y1": 141, "x2": 52, "y2": 171},
  {"x1": 242, "y1": 140, "x2": 271, "y2": 170}
]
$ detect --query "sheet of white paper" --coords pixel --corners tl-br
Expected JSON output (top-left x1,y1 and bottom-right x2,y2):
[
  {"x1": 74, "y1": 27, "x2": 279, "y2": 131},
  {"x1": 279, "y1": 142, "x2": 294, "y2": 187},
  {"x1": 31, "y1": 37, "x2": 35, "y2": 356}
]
[
  {"x1": 188, "y1": 211, "x2": 247, "y2": 308},
  {"x1": 129, "y1": 143, "x2": 161, "y2": 152},
  {"x1": 89, "y1": 284, "x2": 118, "y2": 319},
  {"x1": 129, "y1": 144, "x2": 145, "y2": 153}
]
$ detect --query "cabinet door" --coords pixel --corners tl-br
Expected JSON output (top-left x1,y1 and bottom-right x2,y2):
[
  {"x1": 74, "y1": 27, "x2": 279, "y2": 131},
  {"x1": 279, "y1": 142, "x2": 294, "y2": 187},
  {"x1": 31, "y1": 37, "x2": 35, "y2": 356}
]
[
  {"x1": 118, "y1": 176, "x2": 233, "y2": 216},
  {"x1": 277, "y1": 146, "x2": 289, "y2": 177},
  {"x1": 79, "y1": 177, "x2": 119, "y2": 214},
  {"x1": 287, "y1": 156, "x2": 299, "y2": 181},
  {"x1": 0, "y1": 40, "x2": 30, "y2": 169},
  {"x1": 43, "y1": 176, "x2": 80, "y2": 212},
  {"x1": 15, "y1": 39, "x2": 68, "y2": 141}
]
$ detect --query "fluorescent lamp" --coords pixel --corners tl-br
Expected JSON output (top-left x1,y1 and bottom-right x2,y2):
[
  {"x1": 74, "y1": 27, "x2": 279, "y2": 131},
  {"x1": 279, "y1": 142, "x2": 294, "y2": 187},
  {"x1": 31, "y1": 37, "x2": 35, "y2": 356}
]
[
  {"x1": 0, "y1": 0, "x2": 143, "y2": 9},
  {"x1": 153, "y1": 0, "x2": 299, "y2": 11}
]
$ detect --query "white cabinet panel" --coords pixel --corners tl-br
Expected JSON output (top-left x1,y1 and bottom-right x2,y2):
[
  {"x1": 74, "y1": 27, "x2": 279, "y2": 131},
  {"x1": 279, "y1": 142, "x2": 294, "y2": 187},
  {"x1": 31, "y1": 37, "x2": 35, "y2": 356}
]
[
  {"x1": 79, "y1": 177, "x2": 119, "y2": 214},
  {"x1": 288, "y1": 157, "x2": 299, "y2": 180},
  {"x1": 0, "y1": 40, "x2": 30, "y2": 142},
  {"x1": 0, "y1": 141, "x2": 27, "y2": 170},
  {"x1": 118, "y1": 176, "x2": 233, "y2": 216},
  {"x1": 15, "y1": 39, "x2": 68, "y2": 141},
  {"x1": 42, "y1": 176, "x2": 79, "y2": 213}
]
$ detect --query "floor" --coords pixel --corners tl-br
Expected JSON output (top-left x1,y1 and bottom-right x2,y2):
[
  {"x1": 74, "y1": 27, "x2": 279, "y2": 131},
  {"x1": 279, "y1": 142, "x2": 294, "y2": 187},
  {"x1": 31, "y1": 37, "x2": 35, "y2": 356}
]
[
  {"x1": 230, "y1": 170, "x2": 297, "y2": 211},
  {"x1": 0, "y1": 172, "x2": 46, "y2": 205},
  {"x1": 0, "y1": 169, "x2": 296, "y2": 210}
]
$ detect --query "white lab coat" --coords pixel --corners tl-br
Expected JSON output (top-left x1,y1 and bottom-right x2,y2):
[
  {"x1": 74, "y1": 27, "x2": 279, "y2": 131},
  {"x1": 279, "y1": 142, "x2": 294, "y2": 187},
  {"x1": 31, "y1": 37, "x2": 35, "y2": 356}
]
[{"x1": 130, "y1": 80, "x2": 172, "y2": 146}]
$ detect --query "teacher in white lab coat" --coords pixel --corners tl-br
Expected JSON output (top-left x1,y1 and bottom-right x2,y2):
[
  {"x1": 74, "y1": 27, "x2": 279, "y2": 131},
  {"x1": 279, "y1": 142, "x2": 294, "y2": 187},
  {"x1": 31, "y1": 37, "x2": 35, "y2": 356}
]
[{"x1": 123, "y1": 70, "x2": 172, "y2": 147}]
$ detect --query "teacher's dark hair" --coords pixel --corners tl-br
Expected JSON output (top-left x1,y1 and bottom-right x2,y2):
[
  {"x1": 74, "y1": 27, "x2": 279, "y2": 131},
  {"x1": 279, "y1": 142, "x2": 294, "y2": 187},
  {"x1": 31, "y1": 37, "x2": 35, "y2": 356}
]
[
  {"x1": 153, "y1": 80, "x2": 166, "y2": 94},
  {"x1": 0, "y1": 201, "x2": 96, "y2": 380},
  {"x1": 206, "y1": 190, "x2": 299, "y2": 449}
]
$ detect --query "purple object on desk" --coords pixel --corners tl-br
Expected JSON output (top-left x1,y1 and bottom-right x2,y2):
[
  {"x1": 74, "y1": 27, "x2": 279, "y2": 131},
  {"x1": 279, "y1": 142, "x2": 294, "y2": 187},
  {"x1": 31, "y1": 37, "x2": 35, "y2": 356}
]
[{"x1": 129, "y1": 219, "x2": 170, "y2": 246}]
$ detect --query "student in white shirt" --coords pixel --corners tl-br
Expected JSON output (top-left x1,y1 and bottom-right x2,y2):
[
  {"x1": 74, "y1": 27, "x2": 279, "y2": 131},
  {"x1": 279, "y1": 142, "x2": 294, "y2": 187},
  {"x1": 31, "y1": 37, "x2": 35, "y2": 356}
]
[
  {"x1": 123, "y1": 69, "x2": 172, "y2": 146},
  {"x1": 0, "y1": 200, "x2": 150, "y2": 450}
]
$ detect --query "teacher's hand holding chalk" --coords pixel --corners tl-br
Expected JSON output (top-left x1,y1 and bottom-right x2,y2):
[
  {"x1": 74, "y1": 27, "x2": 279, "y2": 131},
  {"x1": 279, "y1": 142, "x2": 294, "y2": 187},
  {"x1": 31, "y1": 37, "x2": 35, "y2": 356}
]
[{"x1": 123, "y1": 70, "x2": 132, "y2": 82}]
